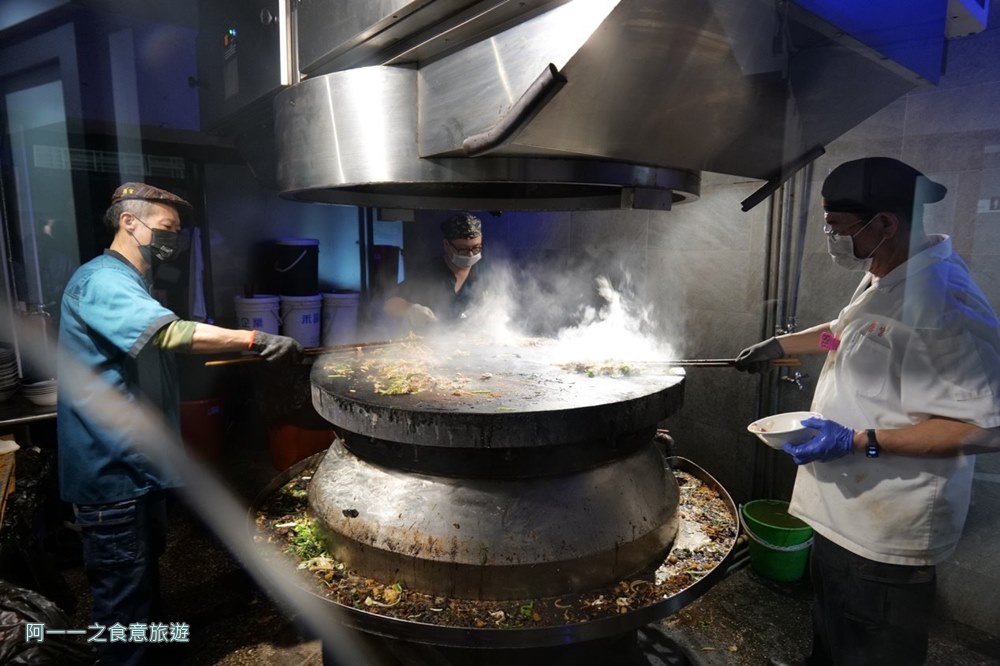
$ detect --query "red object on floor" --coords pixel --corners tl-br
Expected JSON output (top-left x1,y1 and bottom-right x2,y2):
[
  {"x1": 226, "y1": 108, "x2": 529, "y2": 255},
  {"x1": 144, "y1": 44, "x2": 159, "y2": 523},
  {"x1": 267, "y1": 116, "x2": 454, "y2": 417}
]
[
  {"x1": 268, "y1": 424, "x2": 334, "y2": 470},
  {"x1": 180, "y1": 398, "x2": 225, "y2": 460}
]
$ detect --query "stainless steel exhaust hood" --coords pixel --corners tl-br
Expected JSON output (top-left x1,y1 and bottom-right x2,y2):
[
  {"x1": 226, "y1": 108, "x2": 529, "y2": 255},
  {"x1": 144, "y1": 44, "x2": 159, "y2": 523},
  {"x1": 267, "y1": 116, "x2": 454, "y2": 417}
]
[{"x1": 203, "y1": 0, "x2": 948, "y2": 211}]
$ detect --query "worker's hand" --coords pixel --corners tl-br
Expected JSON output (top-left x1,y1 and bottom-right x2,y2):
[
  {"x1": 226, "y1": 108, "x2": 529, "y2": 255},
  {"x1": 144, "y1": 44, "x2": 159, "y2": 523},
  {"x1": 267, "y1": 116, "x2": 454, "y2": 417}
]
[
  {"x1": 734, "y1": 337, "x2": 785, "y2": 373},
  {"x1": 405, "y1": 304, "x2": 438, "y2": 329},
  {"x1": 782, "y1": 417, "x2": 855, "y2": 465},
  {"x1": 250, "y1": 330, "x2": 303, "y2": 363}
]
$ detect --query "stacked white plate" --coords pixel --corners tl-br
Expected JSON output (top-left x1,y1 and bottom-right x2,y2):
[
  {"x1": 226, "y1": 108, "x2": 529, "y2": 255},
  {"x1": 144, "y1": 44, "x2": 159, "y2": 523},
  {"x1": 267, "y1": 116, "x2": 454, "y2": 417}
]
[
  {"x1": 22, "y1": 379, "x2": 57, "y2": 407},
  {"x1": 0, "y1": 347, "x2": 19, "y2": 403}
]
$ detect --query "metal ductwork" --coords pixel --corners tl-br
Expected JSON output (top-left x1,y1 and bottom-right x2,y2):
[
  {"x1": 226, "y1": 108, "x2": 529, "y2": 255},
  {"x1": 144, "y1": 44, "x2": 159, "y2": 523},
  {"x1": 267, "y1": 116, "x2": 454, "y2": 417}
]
[{"x1": 199, "y1": 0, "x2": 948, "y2": 211}]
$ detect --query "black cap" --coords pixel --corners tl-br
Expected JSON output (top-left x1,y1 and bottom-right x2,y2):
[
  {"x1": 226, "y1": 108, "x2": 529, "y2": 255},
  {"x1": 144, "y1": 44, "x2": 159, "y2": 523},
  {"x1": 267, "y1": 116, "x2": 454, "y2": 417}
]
[{"x1": 821, "y1": 157, "x2": 946, "y2": 216}]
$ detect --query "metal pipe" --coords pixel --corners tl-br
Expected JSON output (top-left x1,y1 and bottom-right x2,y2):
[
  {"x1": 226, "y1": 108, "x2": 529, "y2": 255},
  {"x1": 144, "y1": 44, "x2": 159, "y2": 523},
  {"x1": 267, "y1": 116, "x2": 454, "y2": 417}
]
[
  {"x1": 356, "y1": 207, "x2": 369, "y2": 301},
  {"x1": 194, "y1": 162, "x2": 216, "y2": 322},
  {"x1": 754, "y1": 158, "x2": 821, "y2": 498},
  {"x1": 462, "y1": 63, "x2": 567, "y2": 157},
  {"x1": 785, "y1": 163, "x2": 815, "y2": 326},
  {"x1": 752, "y1": 188, "x2": 783, "y2": 498},
  {"x1": 777, "y1": 180, "x2": 795, "y2": 335},
  {"x1": 726, "y1": 553, "x2": 751, "y2": 576},
  {"x1": 740, "y1": 145, "x2": 825, "y2": 212},
  {"x1": 724, "y1": 543, "x2": 751, "y2": 575},
  {"x1": 759, "y1": 182, "x2": 798, "y2": 499}
]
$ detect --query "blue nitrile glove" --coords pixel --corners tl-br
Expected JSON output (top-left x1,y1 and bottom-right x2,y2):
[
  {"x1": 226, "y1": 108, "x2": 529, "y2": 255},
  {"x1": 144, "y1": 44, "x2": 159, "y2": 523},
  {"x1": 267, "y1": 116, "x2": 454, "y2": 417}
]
[{"x1": 782, "y1": 417, "x2": 855, "y2": 465}]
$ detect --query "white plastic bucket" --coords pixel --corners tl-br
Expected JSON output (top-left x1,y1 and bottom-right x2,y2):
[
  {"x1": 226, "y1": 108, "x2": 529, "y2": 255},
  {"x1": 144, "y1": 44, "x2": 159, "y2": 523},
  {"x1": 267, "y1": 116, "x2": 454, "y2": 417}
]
[
  {"x1": 280, "y1": 294, "x2": 322, "y2": 347},
  {"x1": 234, "y1": 295, "x2": 280, "y2": 334},
  {"x1": 322, "y1": 292, "x2": 360, "y2": 346}
]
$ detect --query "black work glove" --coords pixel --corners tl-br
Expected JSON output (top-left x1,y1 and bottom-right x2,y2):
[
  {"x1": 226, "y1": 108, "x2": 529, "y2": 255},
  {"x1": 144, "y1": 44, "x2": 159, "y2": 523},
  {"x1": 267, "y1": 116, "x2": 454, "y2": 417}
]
[
  {"x1": 734, "y1": 337, "x2": 784, "y2": 373},
  {"x1": 250, "y1": 330, "x2": 303, "y2": 363}
]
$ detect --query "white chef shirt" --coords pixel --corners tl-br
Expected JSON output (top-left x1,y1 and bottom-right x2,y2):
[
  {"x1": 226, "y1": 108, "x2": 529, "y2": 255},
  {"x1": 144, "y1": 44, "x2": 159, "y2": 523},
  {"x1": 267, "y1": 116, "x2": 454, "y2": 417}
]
[{"x1": 790, "y1": 235, "x2": 1000, "y2": 565}]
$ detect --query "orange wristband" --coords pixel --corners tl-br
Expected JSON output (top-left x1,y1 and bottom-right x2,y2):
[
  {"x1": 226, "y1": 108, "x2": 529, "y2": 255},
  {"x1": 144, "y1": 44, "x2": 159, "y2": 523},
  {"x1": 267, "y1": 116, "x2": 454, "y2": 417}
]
[{"x1": 247, "y1": 329, "x2": 257, "y2": 350}]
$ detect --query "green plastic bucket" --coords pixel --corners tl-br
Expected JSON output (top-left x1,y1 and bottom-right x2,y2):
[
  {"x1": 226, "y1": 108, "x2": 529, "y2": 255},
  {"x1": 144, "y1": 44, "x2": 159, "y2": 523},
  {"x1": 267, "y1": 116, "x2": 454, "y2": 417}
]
[{"x1": 741, "y1": 500, "x2": 813, "y2": 583}]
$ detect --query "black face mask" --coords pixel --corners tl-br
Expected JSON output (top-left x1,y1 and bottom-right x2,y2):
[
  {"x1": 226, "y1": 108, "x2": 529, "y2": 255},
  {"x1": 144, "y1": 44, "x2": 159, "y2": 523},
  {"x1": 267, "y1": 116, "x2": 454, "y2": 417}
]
[{"x1": 131, "y1": 216, "x2": 179, "y2": 262}]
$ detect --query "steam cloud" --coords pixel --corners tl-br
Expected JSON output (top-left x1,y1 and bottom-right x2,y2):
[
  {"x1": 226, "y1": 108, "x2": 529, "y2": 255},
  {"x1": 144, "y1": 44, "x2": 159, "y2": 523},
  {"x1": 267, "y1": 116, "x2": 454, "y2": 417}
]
[{"x1": 435, "y1": 256, "x2": 680, "y2": 365}]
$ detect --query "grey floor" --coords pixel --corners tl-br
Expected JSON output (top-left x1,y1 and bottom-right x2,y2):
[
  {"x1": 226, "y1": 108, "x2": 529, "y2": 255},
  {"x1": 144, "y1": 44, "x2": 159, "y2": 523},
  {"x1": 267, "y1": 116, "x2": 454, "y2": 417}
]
[{"x1": 56, "y1": 443, "x2": 1000, "y2": 666}]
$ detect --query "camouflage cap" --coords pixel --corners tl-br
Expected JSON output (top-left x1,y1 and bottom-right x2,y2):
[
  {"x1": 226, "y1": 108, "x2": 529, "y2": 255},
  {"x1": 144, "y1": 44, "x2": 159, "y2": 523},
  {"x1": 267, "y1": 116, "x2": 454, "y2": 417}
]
[
  {"x1": 111, "y1": 182, "x2": 192, "y2": 210},
  {"x1": 440, "y1": 212, "x2": 482, "y2": 240}
]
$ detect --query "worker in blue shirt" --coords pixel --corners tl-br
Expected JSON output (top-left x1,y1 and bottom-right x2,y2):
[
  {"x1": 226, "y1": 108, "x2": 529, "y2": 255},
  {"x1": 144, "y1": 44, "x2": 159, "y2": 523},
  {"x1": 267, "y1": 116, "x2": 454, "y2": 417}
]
[{"x1": 57, "y1": 182, "x2": 301, "y2": 666}]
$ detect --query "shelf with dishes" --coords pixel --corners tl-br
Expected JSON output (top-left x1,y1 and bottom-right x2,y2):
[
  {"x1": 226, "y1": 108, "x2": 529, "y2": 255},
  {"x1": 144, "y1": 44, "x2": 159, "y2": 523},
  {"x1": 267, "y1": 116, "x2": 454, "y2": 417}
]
[{"x1": 0, "y1": 347, "x2": 57, "y2": 424}]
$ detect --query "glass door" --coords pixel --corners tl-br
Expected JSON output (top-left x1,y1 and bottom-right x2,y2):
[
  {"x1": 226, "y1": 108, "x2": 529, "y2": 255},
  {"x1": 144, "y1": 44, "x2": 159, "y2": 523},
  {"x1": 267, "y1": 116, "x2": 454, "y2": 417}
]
[{"x1": 0, "y1": 66, "x2": 79, "y2": 380}]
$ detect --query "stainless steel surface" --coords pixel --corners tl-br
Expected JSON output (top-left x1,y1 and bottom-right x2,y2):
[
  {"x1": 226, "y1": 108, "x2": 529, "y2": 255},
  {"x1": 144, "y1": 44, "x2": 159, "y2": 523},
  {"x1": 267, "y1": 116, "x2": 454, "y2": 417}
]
[
  {"x1": 415, "y1": 0, "x2": 619, "y2": 159},
  {"x1": 274, "y1": 66, "x2": 699, "y2": 210},
  {"x1": 297, "y1": 0, "x2": 567, "y2": 76},
  {"x1": 260, "y1": 0, "x2": 944, "y2": 210},
  {"x1": 252, "y1": 454, "x2": 739, "y2": 649},
  {"x1": 275, "y1": 65, "x2": 416, "y2": 188},
  {"x1": 308, "y1": 437, "x2": 679, "y2": 599},
  {"x1": 296, "y1": 0, "x2": 421, "y2": 74},
  {"x1": 309, "y1": 337, "x2": 685, "y2": 449},
  {"x1": 417, "y1": 0, "x2": 925, "y2": 174}
]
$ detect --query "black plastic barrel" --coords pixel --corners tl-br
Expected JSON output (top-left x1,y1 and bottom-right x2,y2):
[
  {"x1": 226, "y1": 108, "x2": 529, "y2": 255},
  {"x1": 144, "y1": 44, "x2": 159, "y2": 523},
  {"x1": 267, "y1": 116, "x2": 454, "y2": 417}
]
[{"x1": 274, "y1": 238, "x2": 319, "y2": 296}]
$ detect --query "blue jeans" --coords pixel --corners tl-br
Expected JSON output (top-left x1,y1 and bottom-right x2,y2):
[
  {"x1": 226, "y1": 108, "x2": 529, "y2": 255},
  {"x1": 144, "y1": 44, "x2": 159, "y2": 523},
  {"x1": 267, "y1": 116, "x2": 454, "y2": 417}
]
[
  {"x1": 75, "y1": 491, "x2": 167, "y2": 666},
  {"x1": 808, "y1": 532, "x2": 936, "y2": 666}
]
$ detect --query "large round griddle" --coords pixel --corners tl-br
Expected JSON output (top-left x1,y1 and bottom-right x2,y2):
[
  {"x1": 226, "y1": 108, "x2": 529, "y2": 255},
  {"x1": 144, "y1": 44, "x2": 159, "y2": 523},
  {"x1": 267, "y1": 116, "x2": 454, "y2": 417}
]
[
  {"x1": 298, "y1": 334, "x2": 715, "y2": 648},
  {"x1": 310, "y1": 337, "x2": 685, "y2": 450}
]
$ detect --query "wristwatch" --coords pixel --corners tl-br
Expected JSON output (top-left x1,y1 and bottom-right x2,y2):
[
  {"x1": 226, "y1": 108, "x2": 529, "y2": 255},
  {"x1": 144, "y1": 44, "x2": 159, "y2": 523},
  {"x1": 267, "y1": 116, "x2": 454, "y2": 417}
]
[{"x1": 865, "y1": 429, "x2": 880, "y2": 458}]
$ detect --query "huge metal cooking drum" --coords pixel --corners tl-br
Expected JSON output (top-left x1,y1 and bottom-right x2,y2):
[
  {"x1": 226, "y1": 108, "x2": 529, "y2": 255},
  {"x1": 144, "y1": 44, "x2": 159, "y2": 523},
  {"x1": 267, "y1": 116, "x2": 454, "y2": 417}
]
[{"x1": 307, "y1": 336, "x2": 685, "y2": 600}]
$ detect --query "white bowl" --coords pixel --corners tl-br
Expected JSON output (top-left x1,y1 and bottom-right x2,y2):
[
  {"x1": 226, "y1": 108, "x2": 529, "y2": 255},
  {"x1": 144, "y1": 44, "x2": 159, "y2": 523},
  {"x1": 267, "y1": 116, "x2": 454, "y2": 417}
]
[
  {"x1": 22, "y1": 381, "x2": 56, "y2": 395},
  {"x1": 747, "y1": 411, "x2": 822, "y2": 450},
  {"x1": 23, "y1": 392, "x2": 57, "y2": 407},
  {"x1": 22, "y1": 379, "x2": 56, "y2": 390}
]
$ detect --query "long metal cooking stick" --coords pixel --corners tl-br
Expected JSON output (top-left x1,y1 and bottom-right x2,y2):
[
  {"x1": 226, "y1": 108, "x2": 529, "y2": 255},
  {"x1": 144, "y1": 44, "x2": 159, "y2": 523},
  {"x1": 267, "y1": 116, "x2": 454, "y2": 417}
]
[
  {"x1": 586, "y1": 358, "x2": 801, "y2": 369},
  {"x1": 202, "y1": 338, "x2": 400, "y2": 367},
  {"x1": 670, "y1": 357, "x2": 801, "y2": 368},
  {"x1": 561, "y1": 358, "x2": 801, "y2": 368}
]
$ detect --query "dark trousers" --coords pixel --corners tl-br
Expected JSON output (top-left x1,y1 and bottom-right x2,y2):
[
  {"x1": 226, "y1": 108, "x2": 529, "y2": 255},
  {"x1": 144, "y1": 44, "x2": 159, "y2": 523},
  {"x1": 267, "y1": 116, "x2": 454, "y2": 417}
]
[
  {"x1": 75, "y1": 491, "x2": 167, "y2": 666},
  {"x1": 807, "y1": 533, "x2": 936, "y2": 666}
]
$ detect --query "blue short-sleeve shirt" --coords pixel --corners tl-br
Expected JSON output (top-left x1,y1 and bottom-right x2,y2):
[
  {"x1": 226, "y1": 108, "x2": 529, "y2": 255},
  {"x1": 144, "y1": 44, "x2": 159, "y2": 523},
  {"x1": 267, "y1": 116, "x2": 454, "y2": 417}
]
[{"x1": 57, "y1": 251, "x2": 181, "y2": 504}]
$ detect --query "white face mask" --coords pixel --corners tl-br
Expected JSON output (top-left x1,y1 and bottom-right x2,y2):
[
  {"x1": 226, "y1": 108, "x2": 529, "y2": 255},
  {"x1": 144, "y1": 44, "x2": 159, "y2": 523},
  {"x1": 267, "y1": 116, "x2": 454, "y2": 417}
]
[
  {"x1": 450, "y1": 252, "x2": 481, "y2": 268},
  {"x1": 446, "y1": 238, "x2": 483, "y2": 268},
  {"x1": 825, "y1": 217, "x2": 885, "y2": 271}
]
